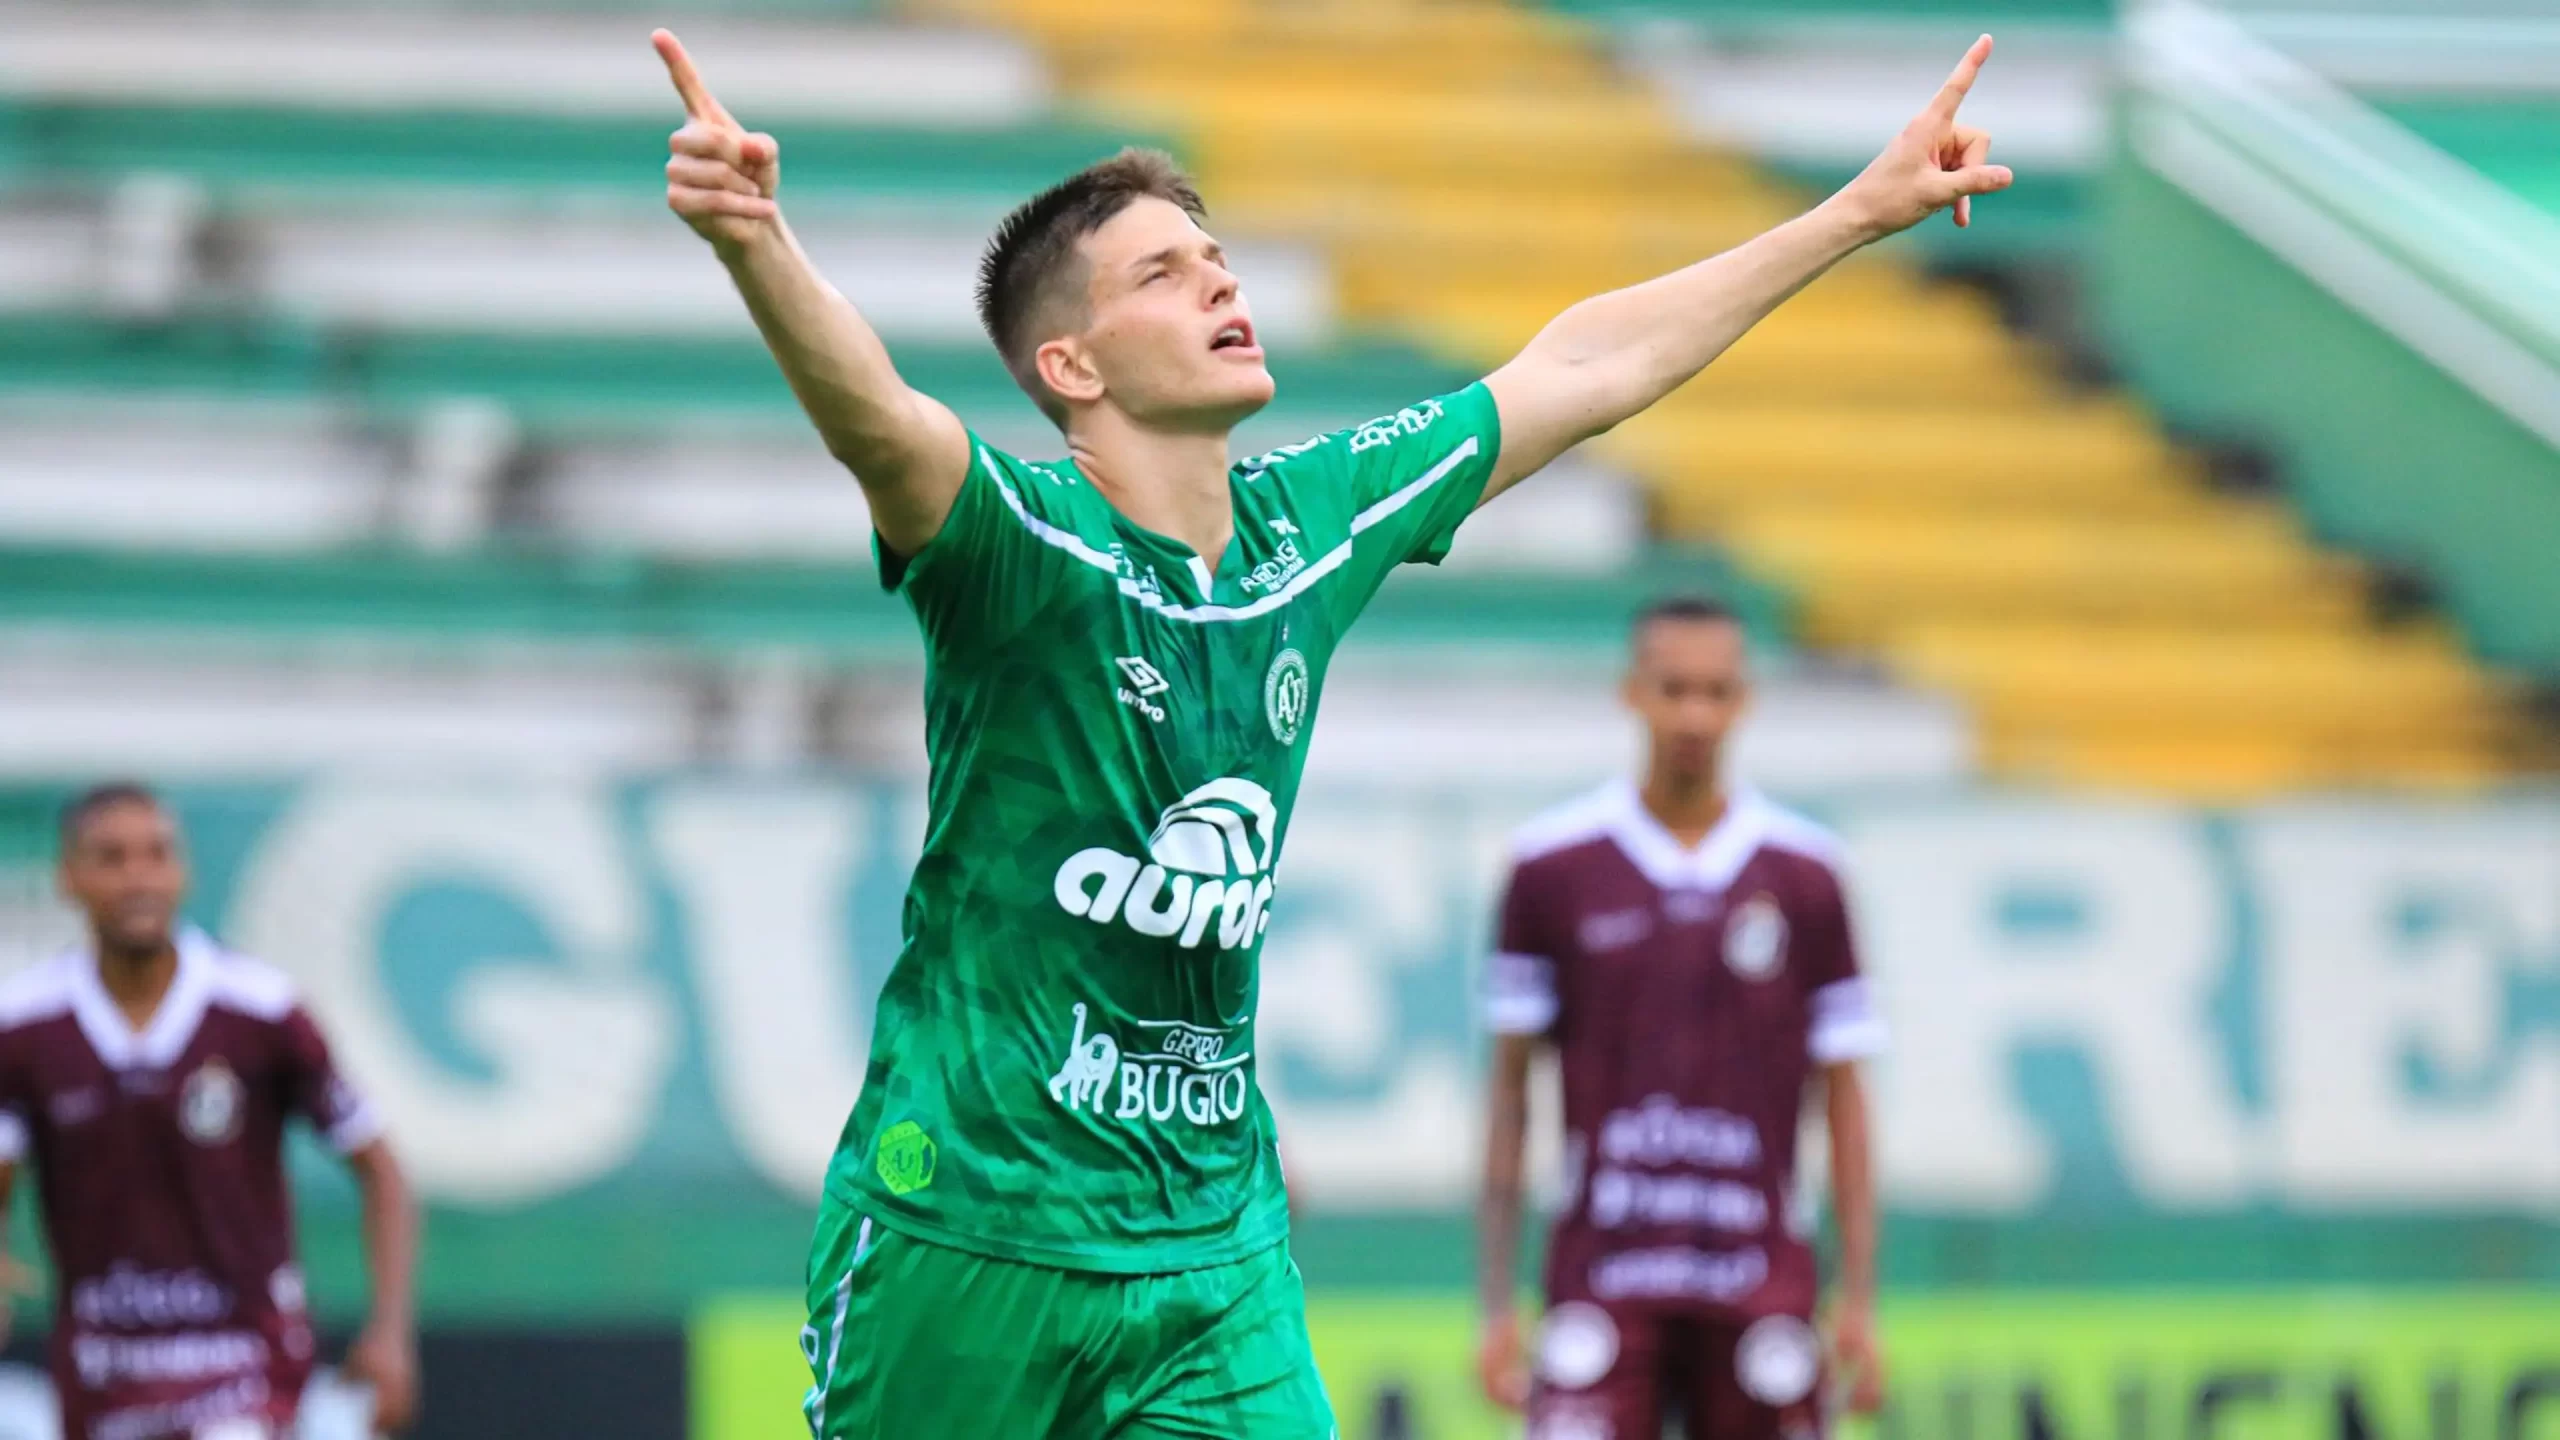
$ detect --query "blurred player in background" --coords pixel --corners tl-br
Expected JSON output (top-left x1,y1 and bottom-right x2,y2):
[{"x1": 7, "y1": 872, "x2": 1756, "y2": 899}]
[
  {"x1": 0, "y1": 784, "x2": 418, "y2": 1440},
  {"x1": 652, "y1": 20, "x2": 1999, "y2": 1437},
  {"x1": 1477, "y1": 599, "x2": 1888, "y2": 1440}
]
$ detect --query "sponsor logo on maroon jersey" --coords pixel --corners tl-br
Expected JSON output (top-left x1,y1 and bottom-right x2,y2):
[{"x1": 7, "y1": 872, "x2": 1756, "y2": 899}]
[
  {"x1": 1588, "y1": 1245, "x2": 1769, "y2": 1303},
  {"x1": 1662, "y1": 889, "x2": 1717, "y2": 926},
  {"x1": 89, "y1": 1375, "x2": 269, "y2": 1440},
  {"x1": 48, "y1": 1087, "x2": 106, "y2": 1127},
  {"x1": 72, "y1": 1330, "x2": 267, "y2": 1390},
  {"x1": 1576, "y1": 907, "x2": 1654, "y2": 954},
  {"x1": 1588, "y1": 1169, "x2": 1768, "y2": 1232},
  {"x1": 1597, "y1": 1096, "x2": 1761, "y2": 1170},
  {"x1": 71, "y1": 1266, "x2": 232, "y2": 1329}
]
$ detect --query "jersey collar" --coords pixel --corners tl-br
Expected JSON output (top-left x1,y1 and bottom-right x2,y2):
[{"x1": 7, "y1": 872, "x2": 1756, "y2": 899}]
[
  {"x1": 68, "y1": 926, "x2": 218, "y2": 1071},
  {"x1": 1601, "y1": 778, "x2": 1774, "y2": 894}
]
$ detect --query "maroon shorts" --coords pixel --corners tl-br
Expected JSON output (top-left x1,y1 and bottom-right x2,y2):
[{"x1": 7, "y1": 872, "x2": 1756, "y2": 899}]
[{"x1": 1527, "y1": 1303, "x2": 1827, "y2": 1440}]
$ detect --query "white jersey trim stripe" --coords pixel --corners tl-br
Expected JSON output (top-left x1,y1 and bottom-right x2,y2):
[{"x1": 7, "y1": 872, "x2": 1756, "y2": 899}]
[
  {"x1": 980, "y1": 435, "x2": 1479, "y2": 625},
  {"x1": 1484, "y1": 951, "x2": 1560, "y2": 1035},
  {"x1": 0, "y1": 1111, "x2": 26, "y2": 1163},
  {"x1": 1809, "y1": 977, "x2": 1890, "y2": 1063},
  {"x1": 324, "y1": 1102, "x2": 387, "y2": 1155},
  {"x1": 981, "y1": 445, "x2": 1120, "y2": 573},
  {"x1": 1350, "y1": 436, "x2": 1481, "y2": 535}
]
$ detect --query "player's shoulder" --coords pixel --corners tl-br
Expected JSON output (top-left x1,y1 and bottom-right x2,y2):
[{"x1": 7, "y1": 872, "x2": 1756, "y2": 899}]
[
  {"x1": 0, "y1": 952, "x2": 85, "y2": 1032},
  {"x1": 189, "y1": 935, "x2": 302, "y2": 1024},
  {"x1": 966, "y1": 436, "x2": 1092, "y2": 526},
  {"x1": 1737, "y1": 790, "x2": 1849, "y2": 882},
  {"x1": 1507, "y1": 781, "x2": 1631, "y2": 872},
  {"x1": 1240, "y1": 385, "x2": 1493, "y2": 482}
]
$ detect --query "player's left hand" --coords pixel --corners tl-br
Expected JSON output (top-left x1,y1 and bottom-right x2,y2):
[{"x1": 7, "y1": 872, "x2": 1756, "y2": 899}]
[
  {"x1": 1833, "y1": 34, "x2": 2014, "y2": 237},
  {"x1": 1829, "y1": 1295, "x2": 1888, "y2": 1415},
  {"x1": 344, "y1": 1317, "x2": 420, "y2": 1433}
]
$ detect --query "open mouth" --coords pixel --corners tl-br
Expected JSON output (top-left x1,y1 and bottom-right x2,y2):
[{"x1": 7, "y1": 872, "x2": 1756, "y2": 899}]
[{"x1": 1210, "y1": 320, "x2": 1260, "y2": 355}]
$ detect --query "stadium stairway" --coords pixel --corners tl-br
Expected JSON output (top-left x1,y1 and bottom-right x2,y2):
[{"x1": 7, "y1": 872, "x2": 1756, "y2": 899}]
[{"x1": 944, "y1": 0, "x2": 2551, "y2": 796}]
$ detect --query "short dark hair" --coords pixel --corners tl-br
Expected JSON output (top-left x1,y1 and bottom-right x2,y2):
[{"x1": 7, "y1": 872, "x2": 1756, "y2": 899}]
[
  {"x1": 975, "y1": 147, "x2": 1206, "y2": 427},
  {"x1": 58, "y1": 780, "x2": 164, "y2": 853},
  {"x1": 1632, "y1": 595, "x2": 1741, "y2": 643}
]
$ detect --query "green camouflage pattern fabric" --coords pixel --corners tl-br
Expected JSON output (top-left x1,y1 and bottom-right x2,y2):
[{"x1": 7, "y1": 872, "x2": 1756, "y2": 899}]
[{"x1": 824, "y1": 383, "x2": 1503, "y2": 1271}]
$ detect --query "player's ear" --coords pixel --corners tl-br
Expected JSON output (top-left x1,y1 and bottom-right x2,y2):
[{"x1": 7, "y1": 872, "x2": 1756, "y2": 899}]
[{"x1": 1035, "y1": 336, "x2": 1105, "y2": 410}]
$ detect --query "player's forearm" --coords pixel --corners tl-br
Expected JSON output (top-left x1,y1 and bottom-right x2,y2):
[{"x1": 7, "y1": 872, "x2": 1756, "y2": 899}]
[
  {"x1": 1517, "y1": 199, "x2": 1873, "y2": 439},
  {"x1": 1826, "y1": 1065, "x2": 1879, "y2": 1302},
  {"x1": 716, "y1": 221, "x2": 943, "y2": 476},
  {"x1": 1477, "y1": 1041, "x2": 1534, "y2": 1318},
  {"x1": 351, "y1": 1146, "x2": 420, "y2": 1332},
  {"x1": 1478, "y1": 1179, "x2": 1524, "y2": 1320}
]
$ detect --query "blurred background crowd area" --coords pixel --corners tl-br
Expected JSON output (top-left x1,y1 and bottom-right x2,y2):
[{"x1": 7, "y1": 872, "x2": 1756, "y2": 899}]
[{"x1": 0, "y1": 0, "x2": 2555, "y2": 1435}]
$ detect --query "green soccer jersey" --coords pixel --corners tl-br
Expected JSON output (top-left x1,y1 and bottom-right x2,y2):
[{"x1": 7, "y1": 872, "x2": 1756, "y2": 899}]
[{"x1": 825, "y1": 382, "x2": 1503, "y2": 1272}]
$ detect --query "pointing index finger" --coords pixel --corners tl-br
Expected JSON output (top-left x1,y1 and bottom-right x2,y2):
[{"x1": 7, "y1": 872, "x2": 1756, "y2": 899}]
[
  {"x1": 653, "y1": 28, "x2": 732, "y2": 126},
  {"x1": 1928, "y1": 34, "x2": 1995, "y2": 121}
]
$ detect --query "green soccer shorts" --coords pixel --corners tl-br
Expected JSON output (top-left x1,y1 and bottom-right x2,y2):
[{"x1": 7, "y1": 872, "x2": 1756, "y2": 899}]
[{"x1": 799, "y1": 1197, "x2": 1337, "y2": 1439}]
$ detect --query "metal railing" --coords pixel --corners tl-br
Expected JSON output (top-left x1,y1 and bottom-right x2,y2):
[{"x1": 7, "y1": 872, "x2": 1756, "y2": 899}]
[{"x1": 2124, "y1": 0, "x2": 2560, "y2": 450}]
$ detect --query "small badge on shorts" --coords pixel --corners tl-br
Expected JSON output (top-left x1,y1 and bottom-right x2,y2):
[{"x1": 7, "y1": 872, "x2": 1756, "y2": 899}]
[
  {"x1": 179, "y1": 1059, "x2": 245, "y2": 1146},
  {"x1": 1535, "y1": 1302, "x2": 1621, "y2": 1392},
  {"x1": 874, "y1": 1121, "x2": 938, "y2": 1196},
  {"x1": 1724, "y1": 895, "x2": 1789, "y2": 981},
  {"x1": 1734, "y1": 1314, "x2": 1821, "y2": 1407}
]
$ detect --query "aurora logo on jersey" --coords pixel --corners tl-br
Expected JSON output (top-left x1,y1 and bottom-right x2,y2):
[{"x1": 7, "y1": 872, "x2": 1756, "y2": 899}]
[
  {"x1": 1047, "y1": 1003, "x2": 1252, "y2": 1128},
  {"x1": 1051, "y1": 778, "x2": 1281, "y2": 951}
]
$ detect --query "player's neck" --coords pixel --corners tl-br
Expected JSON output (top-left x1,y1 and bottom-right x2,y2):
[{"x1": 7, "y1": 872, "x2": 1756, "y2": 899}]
[
  {"x1": 91, "y1": 938, "x2": 180, "y2": 1032},
  {"x1": 1637, "y1": 772, "x2": 1726, "y2": 849},
  {"x1": 1067, "y1": 413, "x2": 1236, "y2": 563}
]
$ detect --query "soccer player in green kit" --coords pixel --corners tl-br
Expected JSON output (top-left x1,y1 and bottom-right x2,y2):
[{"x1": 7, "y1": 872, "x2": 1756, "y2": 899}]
[{"x1": 651, "y1": 25, "x2": 2010, "y2": 1439}]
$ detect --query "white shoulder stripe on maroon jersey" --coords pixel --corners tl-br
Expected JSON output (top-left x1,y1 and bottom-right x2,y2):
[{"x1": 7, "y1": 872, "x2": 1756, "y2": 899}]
[
  {"x1": 1809, "y1": 978, "x2": 1889, "y2": 1063},
  {"x1": 0, "y1": 953, "x2": 82, "y2": 1031},
  {"x1": 1483, "y1": 952, "x2": 1560, "y2": 1036},
  {"x1": 1507, "y1": 782, "x2": 1624, "y2": 865}
]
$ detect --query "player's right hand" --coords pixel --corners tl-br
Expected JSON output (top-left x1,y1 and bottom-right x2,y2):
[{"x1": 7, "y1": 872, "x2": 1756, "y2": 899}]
[
  {"x1": 654, "y1": 29, "x2": 782, "y2": 250},
  {"x1": 1477, "y1": 1309, "x2": 1532, "y2": 1412}
]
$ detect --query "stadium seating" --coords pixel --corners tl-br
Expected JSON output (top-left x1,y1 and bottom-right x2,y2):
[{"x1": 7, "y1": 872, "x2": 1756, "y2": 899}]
[
  {"x1": 4, "y1": 0, "x2": 2544, "y2": 793},
  {"x1": 956, "y1": 0, "x2": 2550, "y2": 795},
  {"x1": 0, "y1": 6, "x2": 1652, "y2": 566}
]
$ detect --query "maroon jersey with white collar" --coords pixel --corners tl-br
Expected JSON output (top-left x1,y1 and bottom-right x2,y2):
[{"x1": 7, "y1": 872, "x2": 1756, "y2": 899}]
[
  {"x1": 0, "y1": 929, "x2": 380, "y2": 1440},
  {"x1": 1485, "y1": 782, "x2": 1885, "y2": 1322}
]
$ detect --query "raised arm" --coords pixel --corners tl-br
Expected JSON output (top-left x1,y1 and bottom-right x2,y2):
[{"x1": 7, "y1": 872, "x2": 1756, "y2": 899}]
[
  {"x1": 1478, "y1": 36, "x2": 2013, "y2": 501},
  {"x1": 654, "y1": 30, "x2": 969, "y2": 554}
]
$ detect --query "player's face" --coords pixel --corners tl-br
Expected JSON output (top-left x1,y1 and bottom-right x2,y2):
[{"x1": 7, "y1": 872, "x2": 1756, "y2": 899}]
[
  {"x1": 60, "y1": 800, "x2": 188, "y2": 957},
  {"x1": 1624, "y1": 619, "x2": 1750, "y2": 785},
  {"x1": 1061, "y1": 197, "x2": 1275, "y2": 431}
]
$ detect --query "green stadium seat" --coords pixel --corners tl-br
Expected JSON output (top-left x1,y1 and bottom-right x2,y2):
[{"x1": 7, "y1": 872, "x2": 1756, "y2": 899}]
[{"x1": 0, "y1": 102, "x2": 1170, "y2": 208}]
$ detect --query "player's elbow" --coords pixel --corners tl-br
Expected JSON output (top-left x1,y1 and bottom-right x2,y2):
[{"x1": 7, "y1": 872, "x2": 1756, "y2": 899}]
[{"x1": 348, "y1": 1140, "x2": 414, "y2": 1203}]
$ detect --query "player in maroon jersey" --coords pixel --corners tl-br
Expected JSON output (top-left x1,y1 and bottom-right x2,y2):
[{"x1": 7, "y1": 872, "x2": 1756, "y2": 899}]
[
  {"x1": 1475, "y1": 598, "x2": 1888, "y2": 1440},
  {"x1": 0, "y1": 784, "x2": 420, "y2": 1440}
]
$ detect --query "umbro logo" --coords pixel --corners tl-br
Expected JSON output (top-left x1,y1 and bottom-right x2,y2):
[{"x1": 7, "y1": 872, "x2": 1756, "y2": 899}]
[{"x1": 1115, "y1": 656, "x2": 1168, "y2": 724}]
